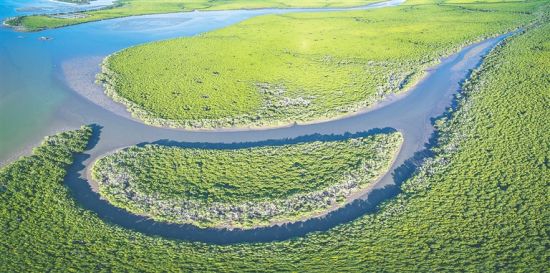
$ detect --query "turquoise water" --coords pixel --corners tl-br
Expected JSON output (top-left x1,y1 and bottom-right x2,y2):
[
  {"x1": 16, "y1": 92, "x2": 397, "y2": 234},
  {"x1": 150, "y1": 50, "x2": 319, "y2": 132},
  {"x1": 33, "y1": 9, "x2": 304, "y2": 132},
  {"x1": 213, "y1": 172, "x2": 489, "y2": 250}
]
[{"x1": 0, "y1": 6, "x2": 65, "y2": 162}]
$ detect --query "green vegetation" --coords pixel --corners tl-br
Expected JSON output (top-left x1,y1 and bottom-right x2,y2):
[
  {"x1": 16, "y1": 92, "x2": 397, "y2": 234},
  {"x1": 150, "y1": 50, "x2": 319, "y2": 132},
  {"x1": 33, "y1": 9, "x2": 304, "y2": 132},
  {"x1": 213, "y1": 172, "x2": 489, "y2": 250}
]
[
  {"x1": 5, "y1": 0, "x2": 381, "y2": 31},
  {"x1": 1, "y1": 12, "x2": 548, "y2": 270},
  {"x1": 92, "y1": 133, "x2": 402, "y2": 228},
  {"x1": 98, "y1": 0, "x2": 543, "y2": 129}
]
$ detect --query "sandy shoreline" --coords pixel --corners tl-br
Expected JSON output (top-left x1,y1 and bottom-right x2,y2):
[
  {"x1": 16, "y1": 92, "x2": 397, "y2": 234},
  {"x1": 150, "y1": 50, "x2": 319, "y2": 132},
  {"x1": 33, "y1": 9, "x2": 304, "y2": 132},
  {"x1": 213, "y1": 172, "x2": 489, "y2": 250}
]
[
  {"x1": 70, "y1": 32, "x2": 496, "y2": 133},
  {"x1": 66, "y1": 55, "x2": 425, "y2": 133}
]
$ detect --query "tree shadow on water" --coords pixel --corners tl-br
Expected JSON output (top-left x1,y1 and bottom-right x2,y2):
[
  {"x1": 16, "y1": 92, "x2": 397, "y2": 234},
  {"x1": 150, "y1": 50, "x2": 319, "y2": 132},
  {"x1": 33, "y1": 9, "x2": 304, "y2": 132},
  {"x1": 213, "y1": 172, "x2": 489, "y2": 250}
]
[{"x1": 137, "y1": 127, "x2": 397, "y2": 150}]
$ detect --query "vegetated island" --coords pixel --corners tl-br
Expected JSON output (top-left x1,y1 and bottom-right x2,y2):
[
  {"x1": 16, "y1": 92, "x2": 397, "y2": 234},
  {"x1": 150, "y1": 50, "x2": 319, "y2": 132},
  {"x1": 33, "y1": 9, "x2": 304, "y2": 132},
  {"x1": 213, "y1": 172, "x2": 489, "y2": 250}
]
[
  {"x1": 97, "y1": 0, "x2": 543, "y2": 129},
  {"x1": 3, "y1": 0, "x2": 382, "y2": 32},
  {"x1": 92, "y1": 133, "x2": 402, "y2": 229},
  {"x1": 1, "y1": 11, "x2": 548, "y2": 270}
]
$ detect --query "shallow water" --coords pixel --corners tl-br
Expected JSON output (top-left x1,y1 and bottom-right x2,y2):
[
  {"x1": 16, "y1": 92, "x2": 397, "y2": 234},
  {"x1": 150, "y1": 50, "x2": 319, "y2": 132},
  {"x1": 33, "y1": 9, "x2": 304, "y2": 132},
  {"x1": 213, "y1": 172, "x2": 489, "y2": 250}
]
[
  {"x1": 8, "y1": 0, "x2": 115, "y2": 15},
  {"x1": 0, "y1": 0, "x2": 405, "y2": 164},
  {"x1": 0, "y1": 0, "x2": 511, "y2": 243}
]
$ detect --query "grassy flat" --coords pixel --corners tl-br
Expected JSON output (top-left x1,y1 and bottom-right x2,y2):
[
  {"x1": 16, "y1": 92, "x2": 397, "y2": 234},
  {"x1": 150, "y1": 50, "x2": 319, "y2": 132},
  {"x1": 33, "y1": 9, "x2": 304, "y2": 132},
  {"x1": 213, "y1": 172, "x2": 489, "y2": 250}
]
[
  {"x1": 1, "y1": 12, "x2": 548, "y2": 270},
  {"x1": 5, "y1": 0, "x2": 381, "y2": 31},
  {"x1": 99, "y1": 0, "x2": 540, "y2": 128},
  {"x1": 92, "y1": 133, "x2": 403, "y2": 228}
]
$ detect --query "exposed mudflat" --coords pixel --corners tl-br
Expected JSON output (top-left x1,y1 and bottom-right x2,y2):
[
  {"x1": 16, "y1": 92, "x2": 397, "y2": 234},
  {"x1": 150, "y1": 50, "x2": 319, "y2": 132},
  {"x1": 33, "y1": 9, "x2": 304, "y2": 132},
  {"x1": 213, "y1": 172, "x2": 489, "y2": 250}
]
[{"x1": 62, "y1": 56, "x2": 133, "y2": 119}]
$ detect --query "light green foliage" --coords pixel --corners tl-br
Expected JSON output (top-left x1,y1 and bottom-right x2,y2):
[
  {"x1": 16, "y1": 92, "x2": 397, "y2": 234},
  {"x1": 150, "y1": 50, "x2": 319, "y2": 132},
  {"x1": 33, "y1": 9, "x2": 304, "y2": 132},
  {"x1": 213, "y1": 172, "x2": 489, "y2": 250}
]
[
  {"x1": 6, "y1": 0, "x2": 380, "y2": 31},
  {"x1": 1, "y1": 2, "x2": 548, "y2": 272},
  {"x1": 92, "y1": 133, "x2": 402, "y2": 228},
  {"x1": 99, "y1": 0, "x2": 541, "y2": 128}
]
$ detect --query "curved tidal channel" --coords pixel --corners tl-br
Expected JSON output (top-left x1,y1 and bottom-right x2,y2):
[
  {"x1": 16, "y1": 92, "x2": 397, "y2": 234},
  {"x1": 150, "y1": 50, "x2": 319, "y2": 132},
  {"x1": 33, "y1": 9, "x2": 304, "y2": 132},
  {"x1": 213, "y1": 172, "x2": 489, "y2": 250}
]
[{"x1": 0, "y1": 0, "x2": 512, "y2": 243}]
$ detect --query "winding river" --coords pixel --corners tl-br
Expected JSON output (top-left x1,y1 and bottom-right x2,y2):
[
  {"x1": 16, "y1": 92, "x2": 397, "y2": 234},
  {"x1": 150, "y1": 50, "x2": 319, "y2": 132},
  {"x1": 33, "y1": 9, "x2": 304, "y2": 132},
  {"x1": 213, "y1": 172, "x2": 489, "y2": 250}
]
[{"x1": 0, "y1": 0, "x2": 514, "y2": 244}]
